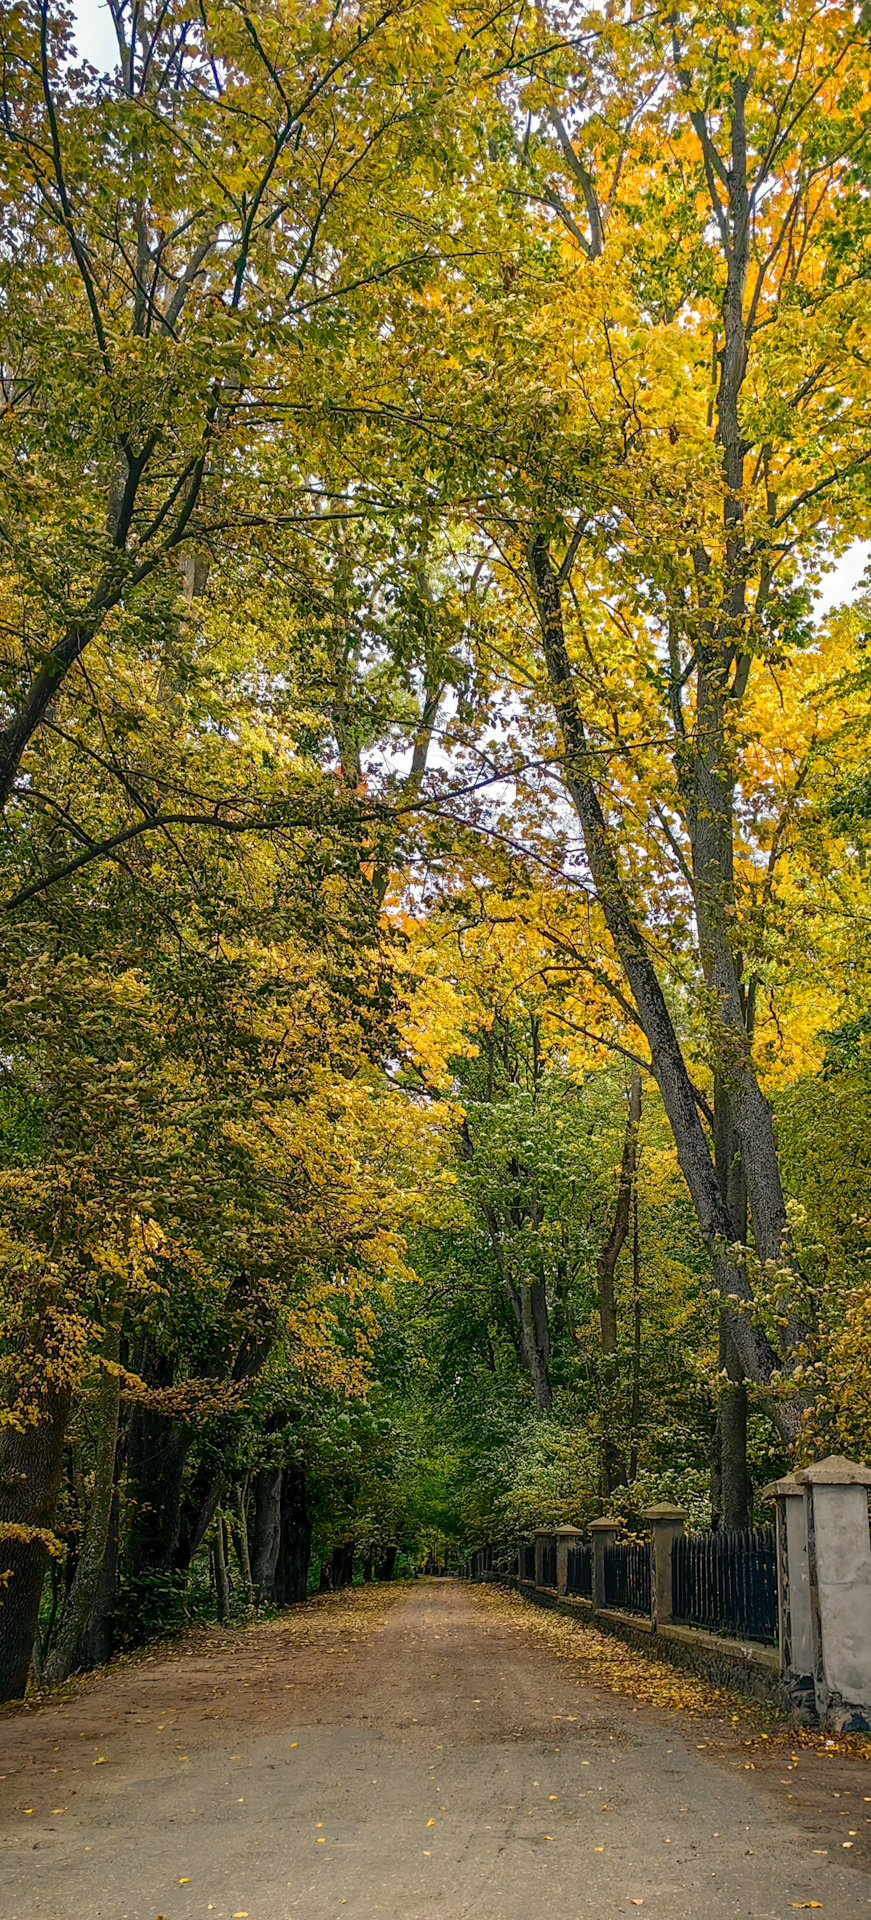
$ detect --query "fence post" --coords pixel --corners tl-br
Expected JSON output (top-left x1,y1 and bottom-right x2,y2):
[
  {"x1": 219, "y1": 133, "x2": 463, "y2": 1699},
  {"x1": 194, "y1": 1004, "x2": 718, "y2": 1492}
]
[
  {"x1": 643, "y1": 1504, "x2": 686, "y2": 1630},
  {"x1": 555, "y1": 1525, "x2": 583, "y2": 1597},
  {"x1": 590, "y1": 1518, "x2": 620, "y2": 1610},
  {"x1": 797, "y1": 1455, "x2": 871, "y2": 1731},
  {"x1": 762, "y1": 1473, "x2": 814, "y2": 1712}
]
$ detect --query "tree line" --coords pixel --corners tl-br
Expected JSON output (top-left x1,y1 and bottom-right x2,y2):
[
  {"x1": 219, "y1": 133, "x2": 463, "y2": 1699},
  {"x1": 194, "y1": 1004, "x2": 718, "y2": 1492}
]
[{"x1": 2, "y1": 0, "x2": 871, "y2": 1700}]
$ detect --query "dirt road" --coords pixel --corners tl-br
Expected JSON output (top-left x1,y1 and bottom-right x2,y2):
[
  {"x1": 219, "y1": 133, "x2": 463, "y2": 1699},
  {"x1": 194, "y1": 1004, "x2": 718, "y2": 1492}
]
[{"x1": 1, "y1": 1580, "x2": 869, "y2": 1919}]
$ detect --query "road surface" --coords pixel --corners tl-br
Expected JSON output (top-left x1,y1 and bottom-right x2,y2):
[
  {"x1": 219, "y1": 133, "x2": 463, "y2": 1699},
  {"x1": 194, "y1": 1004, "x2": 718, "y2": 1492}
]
[{"x1": 1, "y1": 1579, "x2": 869, "y2": 1918}]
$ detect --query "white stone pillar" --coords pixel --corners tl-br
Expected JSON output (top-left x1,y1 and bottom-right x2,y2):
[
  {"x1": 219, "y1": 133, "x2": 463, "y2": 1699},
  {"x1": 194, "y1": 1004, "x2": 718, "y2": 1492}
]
[
  {"x1": 798, "y1": 1455, "x2": 871, "y2": 1732},
  {"x1": 555, "y1": 1525, "x2": 583, "y2": 1597},
  {"x1": 643, "y1": 1504, "x2": 686, "y2": 1630},
  {"x1": 762, "y1": 1474, "x2": 813, "y2": 1707}
]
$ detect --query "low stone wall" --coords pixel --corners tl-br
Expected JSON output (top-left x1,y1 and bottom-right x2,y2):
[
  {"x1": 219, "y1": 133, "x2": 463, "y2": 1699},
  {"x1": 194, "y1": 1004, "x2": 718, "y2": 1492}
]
[{"x1": 480, "y1": 1573, "x2": 782, "y2": 1706}]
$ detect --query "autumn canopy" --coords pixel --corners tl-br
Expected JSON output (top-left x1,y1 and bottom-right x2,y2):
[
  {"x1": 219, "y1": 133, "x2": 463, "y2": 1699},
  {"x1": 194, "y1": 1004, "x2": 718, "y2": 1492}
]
[{"x1": 1, "y1": 0, "x2": 871, "y2": 1700}]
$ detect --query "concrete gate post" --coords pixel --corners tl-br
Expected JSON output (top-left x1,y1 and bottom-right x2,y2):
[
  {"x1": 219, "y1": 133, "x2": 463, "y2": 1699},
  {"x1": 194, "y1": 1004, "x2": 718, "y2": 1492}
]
[
  {"x1": 555, "y1": 1525, "x2": 584, "y2": 1597},
  {"x1": 643, "y1": 1505, "x2": 687, "y2": 1630},
  {"x1": 590, "y1": 1518, "x2": 620, "y2": 1611},
  {"x1": 797, "y1": 1455, "x2": 871, "y2": 1731},
  {"x1": 762, "y1": 1473, "x2": 814, "y2": 1715}
]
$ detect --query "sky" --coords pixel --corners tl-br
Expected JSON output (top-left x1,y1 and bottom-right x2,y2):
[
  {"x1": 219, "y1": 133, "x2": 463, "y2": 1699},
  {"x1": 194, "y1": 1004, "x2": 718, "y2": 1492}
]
[{"x1": 67, "y1": 0, "x2": 871, "y2": 624}]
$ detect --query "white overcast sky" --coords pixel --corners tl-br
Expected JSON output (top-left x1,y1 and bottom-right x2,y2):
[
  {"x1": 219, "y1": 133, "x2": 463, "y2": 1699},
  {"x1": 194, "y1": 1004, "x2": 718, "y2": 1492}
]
[{"x1": 68, "y1": 0, "x2": 870, "y2": 624}]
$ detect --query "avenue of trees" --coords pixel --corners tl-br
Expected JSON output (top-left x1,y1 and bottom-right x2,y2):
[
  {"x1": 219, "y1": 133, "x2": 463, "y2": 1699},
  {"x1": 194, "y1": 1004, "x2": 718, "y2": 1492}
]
[{"x1": 3, "y1": 0, "x2": 871, "y2": 1700}]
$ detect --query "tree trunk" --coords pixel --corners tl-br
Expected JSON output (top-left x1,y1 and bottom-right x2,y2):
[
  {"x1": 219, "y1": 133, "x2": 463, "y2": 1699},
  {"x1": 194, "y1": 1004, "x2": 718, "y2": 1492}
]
[
  {"x1": 213, "y1": 1518, "x2": 230, "y2": 1621},
  {"x1": 519, "y1": 1279, "x2": 552, "y2": 1410},
  {"x1": 126, "y1": 1347, "x2": 190, "y2": 1578},
  {"x1": 44, "y1": 1283, "x2": 124, "y2": 1687},
  {"x1": 0, "y1": 1385, "x2": 71, "y2": 1701},
  {"x1": 597, "y1": 1069, "x2": 642, "y2": 1492},
  {"x1": 250, "y1": 1467, "x2": 282, "y2": 1606},
  {"x1": 230, "y1": 1483, "x2": 254, "y2": 1612},
  {"x1": 527, "y1": 535, "x2": 801, "y2": 1443},
  {"x1": 629, "y1": 1182, "x2": 642, "y2": 1480},
  {"x1": 277, "y1": 1463, "x2": 311, "y2": 1606},
  {"x1": 331, "y1": 1540, "x2": 354, "y2": 1589},
  {"x1": 377, "y1": 1543, "x2": 397, "y2": 1581},
  {"x1": 76, "y1": 1488, "x2": 120, "y2": 1670}
]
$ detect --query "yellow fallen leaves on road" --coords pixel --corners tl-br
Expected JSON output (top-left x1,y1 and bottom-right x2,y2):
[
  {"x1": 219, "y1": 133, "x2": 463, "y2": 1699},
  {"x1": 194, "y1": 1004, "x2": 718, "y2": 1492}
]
[{"x1": 791, "y1": 1904, "x2": 823, "y2": 1909}]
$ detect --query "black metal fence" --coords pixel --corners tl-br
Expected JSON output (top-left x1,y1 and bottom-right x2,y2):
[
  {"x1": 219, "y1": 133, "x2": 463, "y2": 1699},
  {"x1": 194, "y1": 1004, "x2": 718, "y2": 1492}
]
[
  {"x1": 540, "y1": 1537, "x2": 557, "y2": 1588},
  {"x1": 672, "y1": 1525, "x2": 778, "y2": 1644},
  {"x1": 604, "y1": 1539, "x2": 651, "y2": 1616},
  {"x1": 520, "y1": 1541, "x2": 536, "y2": 1582},
  {"x1": 566, "y1": 1541, "x2": 593, "y2": 1598}
]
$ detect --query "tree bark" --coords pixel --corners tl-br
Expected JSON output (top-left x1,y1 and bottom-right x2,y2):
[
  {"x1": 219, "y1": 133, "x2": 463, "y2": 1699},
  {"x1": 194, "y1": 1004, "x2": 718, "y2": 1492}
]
[
  {"x1": 213, "y1": 1518, "x2": 230, "y2": 1622},
  {"x1": 76, "y1": 1488, "x2": 120, "y2": 1670},
  {"x1": 230, "y1": 1483, "x2": 255, "y2": 1612},
  {"x1": 519, "y1": 1278, "x2": 553, "y2": 1410},
  {"x1": 43, "y1": 1283, "x2": 124, "y2": 1686},
  {"x1": 597, "y1": 1069, "x2": 642, "y2": 1494},
  {"x1": 0, "y1": 1386, "x2": 71, "y2": 1701},
  {"x1": 277, "y1": 1463, "x2": 311, "y2": 1606},
  {"x1": 527, "y1": 534, "x2": 801, "y2": 1443},
  {"x1": 250, "y1": 1467, "x2": 282, "y2": 1606},
  {"x1": 377, "y1": 1543, "x2": 397, "y2": 1581}
]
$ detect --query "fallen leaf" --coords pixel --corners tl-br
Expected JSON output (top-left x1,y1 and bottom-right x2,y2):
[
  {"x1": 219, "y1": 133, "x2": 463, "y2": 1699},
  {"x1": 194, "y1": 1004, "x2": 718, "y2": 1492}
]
[
  {"x1": 594, "y1": 1845, "x2": 604, "y2": 1852},
  {"x1": 179, "y1": 1878, "x2": 191, "y2": 1885},
  {"x1": 791, "y1": 1905, "x2": 823, "y2": 1910},
  {"x1": 427, "y1": 1818, "x2": 435, "y2": 1826}
]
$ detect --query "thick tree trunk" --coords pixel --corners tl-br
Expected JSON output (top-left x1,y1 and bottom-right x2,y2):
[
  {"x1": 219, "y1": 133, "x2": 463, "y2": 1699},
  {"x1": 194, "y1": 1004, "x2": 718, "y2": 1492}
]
[
  {"x1": 0, "y1": 1386, "x2": 71, "y2": 1701},
  {"x1": 520, "y1": 1279, "x2": 552, "y2": 1410},
  {"x1": 331, "y1": 1541, "x2": 355, "y2": 1589},
  {"x1": 76, "y1": 1489, "x2": 120, "y2": 1670},
  {"x1": 44, "y1": 1284, "x2": 124, "y2": 1687},
  {"x1": 277, "y1": 1463, "x2": 311, "y2": 1606},
  {"x1": 126, "y1": 1348, "x2": 190, "y2": 1578},
  {"x1": 597, "y1": 1070, "x2": 642, "y2": 1492},
  {"x1": 250, "y1": 1467, "x2": 282, "y2": 1606},
  {"x1": 528, "y1": 535, "x2": 801, "y2": 1444},
  {"x1": 377, "y1": 1543, "x2": 397, "y2": 1581},
  {"x1": 711, "y1": 1381, "x2": 753, "y2": 1531}
]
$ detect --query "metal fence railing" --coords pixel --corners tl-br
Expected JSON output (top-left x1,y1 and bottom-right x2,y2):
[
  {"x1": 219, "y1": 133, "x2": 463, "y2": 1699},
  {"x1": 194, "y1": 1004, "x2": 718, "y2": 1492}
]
[
  {"x1": 566, "y1": 1541, "x2": 593, "y2": 1598},
  {"x1": 604, "y1": 1539, "x2": 651, "y2": 1616},
  {"x1": 672, "y1": 1525, "x2": 778, "y2": 1644},
  {"x1": 520, "y1": 1541, "x2": 536, "y2": 1582},
  {"x1": 540, "y1": 1537, "x2": 557, "y2": 1588}
]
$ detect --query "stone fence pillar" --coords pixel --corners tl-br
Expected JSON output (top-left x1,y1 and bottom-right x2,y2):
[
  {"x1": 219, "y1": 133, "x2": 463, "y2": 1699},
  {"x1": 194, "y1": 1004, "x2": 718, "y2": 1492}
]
[
  {"x1": 762, "y1": 1473, "x2": 814, "y2": 1713},
  {"x1": 590, "y1": 1518, "x2": 620, "y2": 1610},
  {"x1": 643, "y1": 1504, "x2": 686, "y2": 1629},
  {"x1": 798, "y1": 1455, "x2": 871, "y2": 1731},
  {"x1": 555, "y1": 1525, "x2": 584, "y2": 1597}
]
